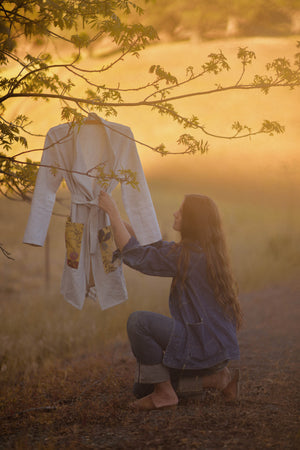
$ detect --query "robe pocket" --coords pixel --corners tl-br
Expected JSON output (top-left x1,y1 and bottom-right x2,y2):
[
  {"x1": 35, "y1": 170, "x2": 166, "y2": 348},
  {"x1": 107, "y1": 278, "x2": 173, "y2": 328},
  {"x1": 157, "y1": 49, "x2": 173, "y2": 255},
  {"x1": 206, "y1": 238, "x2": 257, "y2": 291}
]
[
  {"x1": 98, "y1": 226, "x2": 121, "y2": 274},
  {"x1": 65, "y1": 217, "x2": 84, "y2": 269}
]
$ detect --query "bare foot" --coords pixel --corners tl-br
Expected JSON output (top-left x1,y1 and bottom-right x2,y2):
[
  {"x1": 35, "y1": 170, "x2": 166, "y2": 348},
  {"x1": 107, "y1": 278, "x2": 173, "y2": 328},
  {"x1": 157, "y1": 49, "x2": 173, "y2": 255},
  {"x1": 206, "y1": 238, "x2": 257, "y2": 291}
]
[
  {"x1": 130, "y1": 380, "x2": 178, "y2": 411},
  {"x1": 222, "y1": 368, "x2": 240, "y2": 402},
  {"x1": 201, "y1": 367, "x2": 231, "y2": 390}
]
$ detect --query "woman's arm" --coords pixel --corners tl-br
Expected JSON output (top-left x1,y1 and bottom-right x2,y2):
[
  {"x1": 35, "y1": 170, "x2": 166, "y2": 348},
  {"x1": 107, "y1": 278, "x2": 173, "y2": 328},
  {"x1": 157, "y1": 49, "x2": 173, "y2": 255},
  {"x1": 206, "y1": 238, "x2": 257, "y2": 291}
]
[
  {"x1": 98, "y1": 192, "x2": 178, "y2": 278},
  {"x1": 123, "y1": 221, "x2": 136, "y2": 238},
  {"x1": 98, "y1": 191, "x2": 131, "y2": 251}
]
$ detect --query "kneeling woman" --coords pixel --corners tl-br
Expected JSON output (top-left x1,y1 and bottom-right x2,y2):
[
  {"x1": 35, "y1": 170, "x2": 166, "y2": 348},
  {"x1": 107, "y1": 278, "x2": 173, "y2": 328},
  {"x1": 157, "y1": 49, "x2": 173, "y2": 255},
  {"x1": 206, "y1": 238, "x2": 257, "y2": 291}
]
[{"x1": 98, "y1": 192, "x2": 242, "y2": 410}]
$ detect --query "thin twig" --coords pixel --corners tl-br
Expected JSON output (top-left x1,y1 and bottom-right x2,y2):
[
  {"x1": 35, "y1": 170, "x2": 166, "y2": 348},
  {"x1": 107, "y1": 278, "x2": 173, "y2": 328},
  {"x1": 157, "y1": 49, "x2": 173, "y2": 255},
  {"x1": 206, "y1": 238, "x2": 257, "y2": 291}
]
[
  {"x1": 1, "y1": 406, "x2": 57, "y2": 420},
  {"x1": 0, "y1": 243, "x2": 15, "y2": 260}
]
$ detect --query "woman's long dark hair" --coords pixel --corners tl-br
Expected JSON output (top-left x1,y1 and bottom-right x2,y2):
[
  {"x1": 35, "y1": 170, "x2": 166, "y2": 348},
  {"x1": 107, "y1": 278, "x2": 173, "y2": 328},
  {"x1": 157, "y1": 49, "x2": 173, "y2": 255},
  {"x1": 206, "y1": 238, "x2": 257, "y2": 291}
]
[{"x1": 178, "y1": 194, "x2": 242, "y2": 329}]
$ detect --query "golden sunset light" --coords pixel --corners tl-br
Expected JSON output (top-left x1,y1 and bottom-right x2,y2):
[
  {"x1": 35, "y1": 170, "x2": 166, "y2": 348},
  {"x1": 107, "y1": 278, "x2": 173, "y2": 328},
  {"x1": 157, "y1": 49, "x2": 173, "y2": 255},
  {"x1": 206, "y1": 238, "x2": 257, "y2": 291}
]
[{"x1": 1, "y1": 1, "x2": 299, "y2": 446}]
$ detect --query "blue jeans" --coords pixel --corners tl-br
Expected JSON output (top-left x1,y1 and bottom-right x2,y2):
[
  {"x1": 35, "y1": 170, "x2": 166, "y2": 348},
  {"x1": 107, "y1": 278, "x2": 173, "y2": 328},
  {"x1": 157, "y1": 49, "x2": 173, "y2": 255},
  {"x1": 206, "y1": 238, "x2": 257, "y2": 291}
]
[
  {"x1": 127, "y1": 310, "x2": 173, "y2": 365},
  {"x1": 127, "y1": 310, "x2": 228, "y2": 398},
  {"x1": 127, "y1": 310, "x2": 173, "y2": 398}
]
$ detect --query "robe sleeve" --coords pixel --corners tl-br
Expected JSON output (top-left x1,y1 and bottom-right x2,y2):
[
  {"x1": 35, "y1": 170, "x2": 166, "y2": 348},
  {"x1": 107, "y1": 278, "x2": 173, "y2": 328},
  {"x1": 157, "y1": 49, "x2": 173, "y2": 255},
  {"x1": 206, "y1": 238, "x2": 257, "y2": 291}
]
[
  {"x1": 23, "y1": 130, "x2": 64, "y2": 246},
  {"x1": 117, "y1": 128, "x2": 162, "y2": 245}
]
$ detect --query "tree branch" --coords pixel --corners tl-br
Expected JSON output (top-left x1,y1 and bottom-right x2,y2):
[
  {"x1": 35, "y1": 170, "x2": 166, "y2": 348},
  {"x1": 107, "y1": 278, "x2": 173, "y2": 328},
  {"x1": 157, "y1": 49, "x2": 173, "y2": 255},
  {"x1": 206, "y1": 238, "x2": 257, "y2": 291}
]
[
  {"x1": 2, "y1": 78, "x2": 299, "y2": 108},
  {"x1": 1, "y1": 155, "x2": 140, "y2": 187},
  {"x1": 0, "y1": 243, "x2": 15, "y2": 260}
]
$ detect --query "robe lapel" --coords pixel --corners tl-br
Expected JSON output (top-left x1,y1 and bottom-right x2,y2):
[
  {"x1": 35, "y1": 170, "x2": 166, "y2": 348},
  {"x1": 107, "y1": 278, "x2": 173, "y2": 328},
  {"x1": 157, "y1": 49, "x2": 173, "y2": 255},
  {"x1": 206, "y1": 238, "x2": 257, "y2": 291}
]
[{"x1": 72, "y1": 126, "x2": 94, "y2": 200}]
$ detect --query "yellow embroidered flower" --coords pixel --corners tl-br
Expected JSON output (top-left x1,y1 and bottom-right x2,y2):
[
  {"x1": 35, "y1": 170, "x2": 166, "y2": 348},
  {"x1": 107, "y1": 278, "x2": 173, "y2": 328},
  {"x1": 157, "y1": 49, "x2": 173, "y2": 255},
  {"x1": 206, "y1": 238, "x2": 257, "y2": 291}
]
[
  {"x1": 65, "y1": 217, "x2": 84, "y2": 269},
  {"x1": 98, "y1": 226, "x2": 121, "y2": 273}
]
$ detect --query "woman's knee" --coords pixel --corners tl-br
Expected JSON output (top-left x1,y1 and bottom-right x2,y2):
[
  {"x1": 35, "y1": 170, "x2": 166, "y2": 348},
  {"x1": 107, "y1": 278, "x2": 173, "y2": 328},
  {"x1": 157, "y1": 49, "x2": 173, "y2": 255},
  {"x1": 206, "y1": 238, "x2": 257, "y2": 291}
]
[{"x1": 127, "y1": 310, "x2": 144, "y2": 337}]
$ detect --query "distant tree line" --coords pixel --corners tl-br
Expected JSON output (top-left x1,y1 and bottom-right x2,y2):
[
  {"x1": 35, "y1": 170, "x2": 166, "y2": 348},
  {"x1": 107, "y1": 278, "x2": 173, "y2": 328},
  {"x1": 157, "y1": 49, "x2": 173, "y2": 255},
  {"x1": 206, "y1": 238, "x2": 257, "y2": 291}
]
[{"x1": 136, "y1": 0, "x2": 300, "y2": 40}]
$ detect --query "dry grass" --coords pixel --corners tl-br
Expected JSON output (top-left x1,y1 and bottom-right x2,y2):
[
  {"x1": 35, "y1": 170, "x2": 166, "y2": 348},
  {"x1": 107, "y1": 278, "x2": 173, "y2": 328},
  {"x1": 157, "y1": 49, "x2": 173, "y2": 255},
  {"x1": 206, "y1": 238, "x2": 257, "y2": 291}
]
[
  {"x1": 1, "y1": 36, "x2": 300, "y2": 385},
  {"x1": 1, "y1": 174, "x2": 300, "y2": 384},
  {"x1": 0, "y1": 279, "x2": 299, "y2": 449}
]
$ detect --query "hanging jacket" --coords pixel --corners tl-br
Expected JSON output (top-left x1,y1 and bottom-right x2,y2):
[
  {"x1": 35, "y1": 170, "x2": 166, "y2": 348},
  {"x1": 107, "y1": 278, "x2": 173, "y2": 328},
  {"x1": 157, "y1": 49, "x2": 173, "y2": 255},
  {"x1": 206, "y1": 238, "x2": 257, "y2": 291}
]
[{"x1": 23, "y1": 114, "x2": 161, "y2": 310}]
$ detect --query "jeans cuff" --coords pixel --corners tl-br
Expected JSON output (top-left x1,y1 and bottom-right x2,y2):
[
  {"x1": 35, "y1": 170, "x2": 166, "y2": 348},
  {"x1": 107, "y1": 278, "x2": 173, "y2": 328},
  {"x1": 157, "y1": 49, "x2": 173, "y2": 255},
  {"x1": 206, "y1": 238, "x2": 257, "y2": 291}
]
[{"x1": 135, "y1": 363, "x2": 170, "y2": 384}]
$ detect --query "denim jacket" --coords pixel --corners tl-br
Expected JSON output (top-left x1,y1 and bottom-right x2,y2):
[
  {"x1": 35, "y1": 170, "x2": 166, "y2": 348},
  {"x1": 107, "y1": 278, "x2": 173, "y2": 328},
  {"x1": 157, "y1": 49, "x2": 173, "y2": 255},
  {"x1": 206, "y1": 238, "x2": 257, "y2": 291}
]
[{"x1": 121, "y1": 237, "x2": 240, "y2": 370}]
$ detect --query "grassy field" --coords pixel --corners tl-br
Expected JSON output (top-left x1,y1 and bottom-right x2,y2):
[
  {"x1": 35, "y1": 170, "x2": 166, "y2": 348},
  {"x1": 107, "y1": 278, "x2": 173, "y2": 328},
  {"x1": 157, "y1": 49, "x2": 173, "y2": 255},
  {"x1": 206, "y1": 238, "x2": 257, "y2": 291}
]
[
  {"x1": 1, "y1": 36, "x2": 300, "y2": 384},
  {"x1": 1, "y1": 174, "x2": 299, "y2": 384}
]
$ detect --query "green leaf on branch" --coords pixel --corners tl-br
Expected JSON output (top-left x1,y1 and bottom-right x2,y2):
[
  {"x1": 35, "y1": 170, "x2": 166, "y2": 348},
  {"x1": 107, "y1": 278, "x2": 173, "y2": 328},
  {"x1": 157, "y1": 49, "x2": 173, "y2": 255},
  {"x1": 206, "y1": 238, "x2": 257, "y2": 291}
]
[
  {"x1": 252, "y1": 75, "x2": 274, "y2": 94},
  {"x1": 0, "y1": 155, "x2": 38, "y2": 199},
  {"x1": 177, "y1": 134, "x2": 209, "y2": 154},
  {"x1": 95, "y1": 164, "x2": 139, "y2": 189},
  {"x1": 237, "y1": 47, "x2": 256, "y2": 66},
  {"x1": 71, "y1": 33, "x2": 91, "y2": 48},
  {"x1": 232, "y1": 121, "x2": 252, "y2": 136},
  {"x1": 202, "y1": 50, "x2": 230, "y2": 74},
  {"x1": 155, "y1": 144, "x2": 167, "y2": 156},
  {"x1": 149, "y1": 65, "x2": 178, "y2": 85},
  {"x1": 260, "y1": 120, "x2": 285, "y2": 136},
  {"x1": 60, "y1": 108, "x2": 85, "y2": 124}
]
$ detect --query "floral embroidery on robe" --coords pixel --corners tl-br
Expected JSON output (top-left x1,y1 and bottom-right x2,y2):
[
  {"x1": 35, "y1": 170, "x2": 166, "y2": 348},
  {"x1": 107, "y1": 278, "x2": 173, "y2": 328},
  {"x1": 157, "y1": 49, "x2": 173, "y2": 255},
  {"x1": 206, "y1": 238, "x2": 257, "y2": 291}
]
[
  {"x1": 65, "y1": 217, "x2": 84, "y2": 269},
  {"x1": 98, "y1": 226, "x2": 121, "y2": 273}
]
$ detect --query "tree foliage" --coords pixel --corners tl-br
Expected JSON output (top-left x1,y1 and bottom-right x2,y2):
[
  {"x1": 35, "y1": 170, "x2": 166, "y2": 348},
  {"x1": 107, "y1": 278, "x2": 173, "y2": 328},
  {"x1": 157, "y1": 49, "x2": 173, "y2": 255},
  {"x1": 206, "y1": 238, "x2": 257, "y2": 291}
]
[
  {"x1": 138, "y1": 0, "x2": 300, "y2": 39},
  {"x1": 0, "y1": 0, "x2": 300, "y2": 201}
]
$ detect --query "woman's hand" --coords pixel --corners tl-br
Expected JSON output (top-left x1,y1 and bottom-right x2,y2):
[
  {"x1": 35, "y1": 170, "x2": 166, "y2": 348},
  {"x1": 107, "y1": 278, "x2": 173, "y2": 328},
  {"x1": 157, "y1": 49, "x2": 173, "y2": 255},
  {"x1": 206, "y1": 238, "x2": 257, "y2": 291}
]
[
  {"x1": 98, "y1": 191, "x2": 130, "y2": 250},
  {"x1": 98, "y1": 191, "x2": 118, "y2": 217}
]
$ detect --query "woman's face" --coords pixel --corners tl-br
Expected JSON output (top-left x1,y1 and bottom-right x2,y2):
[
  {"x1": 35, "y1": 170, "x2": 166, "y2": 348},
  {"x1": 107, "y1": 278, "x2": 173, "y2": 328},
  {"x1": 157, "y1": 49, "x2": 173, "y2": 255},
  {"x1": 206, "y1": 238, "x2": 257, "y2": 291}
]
[{"x1": 173, "y1": 202, "x2": 183, "y2": 231}]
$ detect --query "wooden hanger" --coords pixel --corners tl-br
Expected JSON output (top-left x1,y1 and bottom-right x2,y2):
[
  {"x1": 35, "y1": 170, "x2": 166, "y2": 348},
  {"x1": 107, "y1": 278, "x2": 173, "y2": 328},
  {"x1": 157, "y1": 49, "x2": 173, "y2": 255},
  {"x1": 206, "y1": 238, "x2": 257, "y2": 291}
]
[{"x1": 84, "y1": 112, "x2": 102, "y2": 125}]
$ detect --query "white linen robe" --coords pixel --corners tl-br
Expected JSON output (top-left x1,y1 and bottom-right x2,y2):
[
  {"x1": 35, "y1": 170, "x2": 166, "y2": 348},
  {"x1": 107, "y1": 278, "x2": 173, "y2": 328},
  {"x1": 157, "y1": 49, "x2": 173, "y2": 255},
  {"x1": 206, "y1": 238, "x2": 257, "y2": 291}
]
[{"x1": 23, "y1": 115, "x2": 161, "y2": 310}]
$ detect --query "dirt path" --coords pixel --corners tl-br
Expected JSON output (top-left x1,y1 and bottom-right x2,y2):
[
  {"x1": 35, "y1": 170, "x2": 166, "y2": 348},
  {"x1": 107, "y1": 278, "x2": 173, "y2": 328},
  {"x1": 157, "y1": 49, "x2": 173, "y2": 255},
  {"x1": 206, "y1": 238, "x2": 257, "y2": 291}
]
[{"x1": 0, "y1": 278, "x2": 299, "y2": 449}]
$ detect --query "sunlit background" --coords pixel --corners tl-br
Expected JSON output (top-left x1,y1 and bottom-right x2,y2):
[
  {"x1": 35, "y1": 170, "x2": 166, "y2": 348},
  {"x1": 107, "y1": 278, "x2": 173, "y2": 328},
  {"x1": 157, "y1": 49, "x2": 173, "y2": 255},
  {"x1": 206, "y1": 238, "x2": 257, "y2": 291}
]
[{"x1": 1, "y1": 0, "x2": 300, "y2": 380}]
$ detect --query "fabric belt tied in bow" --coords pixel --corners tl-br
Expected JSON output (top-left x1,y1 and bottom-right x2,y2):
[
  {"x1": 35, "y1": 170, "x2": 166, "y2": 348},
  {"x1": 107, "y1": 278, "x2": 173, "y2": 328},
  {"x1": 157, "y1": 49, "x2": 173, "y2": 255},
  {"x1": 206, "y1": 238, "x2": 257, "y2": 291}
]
[{"x1": 72, "y1": 194, "x2": 105, "y2": 255}]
